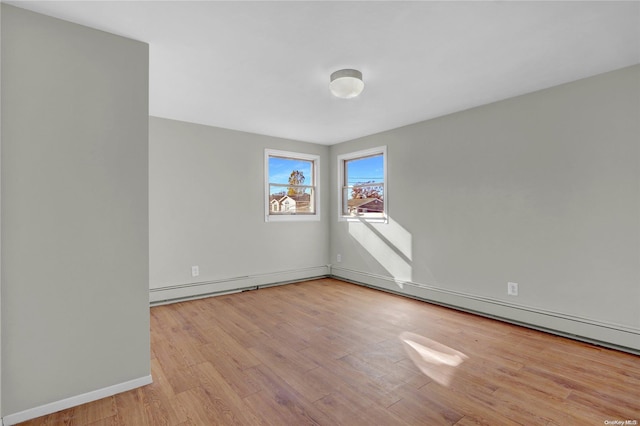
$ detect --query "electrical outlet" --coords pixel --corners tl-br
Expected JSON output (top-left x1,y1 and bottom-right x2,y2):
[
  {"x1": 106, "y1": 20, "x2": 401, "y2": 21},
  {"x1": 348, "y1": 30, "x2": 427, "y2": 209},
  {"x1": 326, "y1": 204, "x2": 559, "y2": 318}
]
[
  {"x1": 507, "y1": 282, "x2": 518, "y2": 296},
  {"x1": 337, "y1": 254, "x2": 342, "y2": 263},
  {"x1": 191, "y1": 265, "x2": 200, "y2": 277}
]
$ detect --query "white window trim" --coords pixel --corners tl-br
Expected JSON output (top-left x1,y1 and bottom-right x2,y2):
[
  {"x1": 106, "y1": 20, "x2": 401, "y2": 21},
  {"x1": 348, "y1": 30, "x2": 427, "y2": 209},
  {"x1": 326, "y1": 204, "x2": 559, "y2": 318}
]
[
  {"x1": 265, "y1": 149, "x2": 320, "y2": 222},
  {"x1": 337, "y1": 146, "x2": 388, "y2": 223}
]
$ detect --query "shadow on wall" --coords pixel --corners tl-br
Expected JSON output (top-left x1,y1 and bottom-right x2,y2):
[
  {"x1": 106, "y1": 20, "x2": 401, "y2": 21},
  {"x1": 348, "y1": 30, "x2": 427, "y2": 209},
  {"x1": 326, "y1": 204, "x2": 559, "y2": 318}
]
[
  {"x1": 347, "y1": 217, "x2": 413, "y2": 287},
  {"x1": 347, "y1": 216, "x2": 448, "y2": 291}
]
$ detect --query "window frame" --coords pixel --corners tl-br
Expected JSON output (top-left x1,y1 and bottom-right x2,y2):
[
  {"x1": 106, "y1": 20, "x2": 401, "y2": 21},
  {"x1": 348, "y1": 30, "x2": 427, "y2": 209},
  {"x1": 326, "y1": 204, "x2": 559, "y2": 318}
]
[
  {"x1": 265, "y1": 149, "x2": 320, "y2": 222},
  {"x1": 337, "y1": 146, "x2": 388, "y2": 223}
]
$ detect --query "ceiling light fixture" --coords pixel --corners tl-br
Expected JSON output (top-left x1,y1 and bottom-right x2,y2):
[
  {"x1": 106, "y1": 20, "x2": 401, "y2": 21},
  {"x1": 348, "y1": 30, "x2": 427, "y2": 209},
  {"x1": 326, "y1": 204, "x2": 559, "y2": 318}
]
[{"x1": 329, "y1": 69, "x2": 364, "y2": 99}]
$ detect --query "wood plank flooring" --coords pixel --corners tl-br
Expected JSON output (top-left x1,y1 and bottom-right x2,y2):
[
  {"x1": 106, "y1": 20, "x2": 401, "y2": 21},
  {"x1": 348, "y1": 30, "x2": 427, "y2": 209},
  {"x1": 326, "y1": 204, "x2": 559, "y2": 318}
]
[{"x1": 18, "y1": 278, "x2": 640, "y2": 425}]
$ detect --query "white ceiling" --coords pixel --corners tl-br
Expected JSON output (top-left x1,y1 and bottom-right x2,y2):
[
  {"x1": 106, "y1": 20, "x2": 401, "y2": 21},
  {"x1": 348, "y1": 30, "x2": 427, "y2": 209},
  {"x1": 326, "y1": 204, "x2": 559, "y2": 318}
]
[{"x1": 5, "y1": 1, "x2": 640, "y2": 145}]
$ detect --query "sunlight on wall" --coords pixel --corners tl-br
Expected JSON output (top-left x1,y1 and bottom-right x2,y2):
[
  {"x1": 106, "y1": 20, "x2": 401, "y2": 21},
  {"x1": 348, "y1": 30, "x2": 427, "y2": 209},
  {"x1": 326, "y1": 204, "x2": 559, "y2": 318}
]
[
  {"x1": 399, "y1": 331, "x2": 468, "y2": 387},
  {"x1": 373, "y1": 218, "x2": 412, "y2": 261},
  {"x1": 348, "y1": 218, "x2": 412, "y2": 287}
]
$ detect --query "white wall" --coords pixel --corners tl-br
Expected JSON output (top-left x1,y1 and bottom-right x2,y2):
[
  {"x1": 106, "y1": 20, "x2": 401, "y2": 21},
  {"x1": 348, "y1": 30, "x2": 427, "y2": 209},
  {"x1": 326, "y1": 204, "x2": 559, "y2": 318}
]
[
  {"x1": 1, "y1": 5, "x2": 150, "y2": 420},
  {"x1": 0, "y1": 3, "x2": 3, "y2": 418},
  {"x1": 149, "y1": 117, "x2": 330, "y2": 303},
  {"x1": 330, "y1": 65, "x2": 640, "y2": 351}
]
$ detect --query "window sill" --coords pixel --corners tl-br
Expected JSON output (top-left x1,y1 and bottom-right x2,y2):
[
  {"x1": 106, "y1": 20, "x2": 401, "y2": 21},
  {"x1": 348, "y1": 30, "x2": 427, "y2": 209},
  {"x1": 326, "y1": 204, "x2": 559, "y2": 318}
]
[
  {"x1": 266, "y1": 215, "x2": 321, "y2": 223},
  {"x1": 338, "y1": 215, "x2": 388, "y2": 224}
]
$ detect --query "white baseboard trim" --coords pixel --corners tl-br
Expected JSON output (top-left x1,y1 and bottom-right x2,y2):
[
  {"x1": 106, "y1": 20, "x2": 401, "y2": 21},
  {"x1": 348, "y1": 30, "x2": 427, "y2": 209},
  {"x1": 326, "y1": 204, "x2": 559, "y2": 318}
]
[
  {"x1": 149, "y1": 265, "x2": 330, "y2": 305},
  {"x1": 2, "y1": 375, "x2": 152, "y2": 426},
  {"x1": 331, "y1": 267, "x2": 640, "y2": 354}
]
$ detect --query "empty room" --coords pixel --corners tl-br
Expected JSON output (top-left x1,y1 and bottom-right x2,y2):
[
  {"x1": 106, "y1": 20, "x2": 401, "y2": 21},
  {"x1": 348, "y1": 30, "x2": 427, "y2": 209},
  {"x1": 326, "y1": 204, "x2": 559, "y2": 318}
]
[{"x1": 1, "y1": 1, "x2": 639, "y2": 425}]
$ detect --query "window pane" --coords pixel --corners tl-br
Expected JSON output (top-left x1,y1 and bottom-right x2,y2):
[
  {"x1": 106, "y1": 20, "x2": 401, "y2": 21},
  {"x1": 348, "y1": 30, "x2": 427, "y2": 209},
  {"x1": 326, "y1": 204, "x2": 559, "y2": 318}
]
[
  {"x1": 269, "y1": 156, "x2": 313, "y2": 185},
  {"x1": 345, "y1": 154, "x2": 383, "y2": 188},
  {"x1": 344, "y1": 154, "x2": 384, "y2": 217},
  {"x1": 269, "y1": 186, "x2": 315, "y2": 215},
  {"x1": 343, "y1": 185, "x2": 384, "y2": 216},
  {"x1": 265, "y1": 149, "x2": 320, "y2": 222}
]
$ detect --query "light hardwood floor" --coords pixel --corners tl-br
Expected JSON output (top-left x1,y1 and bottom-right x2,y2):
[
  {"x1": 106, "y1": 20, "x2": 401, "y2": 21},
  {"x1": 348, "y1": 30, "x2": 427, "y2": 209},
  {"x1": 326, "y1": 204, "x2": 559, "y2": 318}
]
[{"x1": 18, "y1": 278, "x2": 640, "y2": 425}]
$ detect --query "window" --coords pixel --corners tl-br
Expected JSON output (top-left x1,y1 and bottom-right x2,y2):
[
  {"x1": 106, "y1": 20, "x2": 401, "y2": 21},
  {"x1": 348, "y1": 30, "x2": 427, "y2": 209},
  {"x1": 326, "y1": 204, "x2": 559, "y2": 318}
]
[
  {"x1": 265, "y1": 149, "x2": 320, "y2": 222},
  {"x1": 338, "y1": 146, "x2": 387, "y2": 222}
]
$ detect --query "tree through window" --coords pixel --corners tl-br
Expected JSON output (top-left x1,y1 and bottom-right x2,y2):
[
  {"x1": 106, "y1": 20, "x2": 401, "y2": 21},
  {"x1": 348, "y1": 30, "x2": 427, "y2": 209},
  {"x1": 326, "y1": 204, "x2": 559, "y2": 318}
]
[
  {"x1": 265, "y1": 149, "x2": 320, "y2": 222},
  {"x1": 338, "y1": 146, "x2": 387, "y2": 221}
]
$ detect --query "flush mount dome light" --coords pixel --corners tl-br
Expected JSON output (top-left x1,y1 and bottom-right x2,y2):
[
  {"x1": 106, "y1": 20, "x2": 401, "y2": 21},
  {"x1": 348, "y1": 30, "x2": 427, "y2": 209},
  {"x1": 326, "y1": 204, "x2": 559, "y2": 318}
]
[{"x1": 329, "y1": 69, "x2": 364, "y2": 99}]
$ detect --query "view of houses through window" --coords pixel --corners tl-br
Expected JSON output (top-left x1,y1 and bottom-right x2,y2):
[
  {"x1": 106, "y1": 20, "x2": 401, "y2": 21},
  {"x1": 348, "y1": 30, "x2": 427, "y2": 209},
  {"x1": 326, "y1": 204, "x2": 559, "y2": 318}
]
[
  {"x1": 339, "y1": 147, "x2": 386, "y2": 220},
  {"x1": 265, "y1": 147, "x2": 385, "y2": 222},
  {"x1": 267, "y1": 151, "x2": 317, "y2": 217}
]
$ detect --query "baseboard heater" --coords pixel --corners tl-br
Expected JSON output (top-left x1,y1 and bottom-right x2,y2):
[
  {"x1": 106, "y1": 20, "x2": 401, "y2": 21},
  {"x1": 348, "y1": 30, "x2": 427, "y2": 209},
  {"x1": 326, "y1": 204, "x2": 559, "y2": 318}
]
[
  {"x1": 149, "y1": 265, "x2": 330, "y2": 306},
  {"x1": 330, "y1": 267, "x2": 640, "y2": 356}
]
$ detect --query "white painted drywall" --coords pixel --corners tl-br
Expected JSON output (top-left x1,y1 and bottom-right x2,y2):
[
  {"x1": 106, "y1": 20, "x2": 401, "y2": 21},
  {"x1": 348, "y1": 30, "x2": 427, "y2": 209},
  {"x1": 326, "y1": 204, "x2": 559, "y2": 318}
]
[
  {"x1": 330, "y1": 65, "x2": 640, "y2": 349},
  {"x1": 1, "y1": 4, "x2": 149, "y2": 416},
  {"x1": 149, "y1": 117, "x2": 329, "y2": 298},
  {"x1": 0, "y1": 2, "x2": 3, "y2": 418}
]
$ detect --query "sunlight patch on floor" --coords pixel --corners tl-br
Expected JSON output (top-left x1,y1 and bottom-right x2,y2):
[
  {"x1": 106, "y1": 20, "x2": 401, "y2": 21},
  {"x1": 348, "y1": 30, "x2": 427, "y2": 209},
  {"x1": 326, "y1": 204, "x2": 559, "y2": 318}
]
[{"x1": 399, "y1": 331, "x2": 468, "y2": 386}]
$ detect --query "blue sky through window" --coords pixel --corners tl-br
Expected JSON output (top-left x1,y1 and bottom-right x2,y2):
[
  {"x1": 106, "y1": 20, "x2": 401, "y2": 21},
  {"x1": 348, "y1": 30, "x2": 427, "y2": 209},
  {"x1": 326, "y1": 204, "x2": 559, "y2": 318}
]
[
  {"x1": 269, "y1": 156, "x2": 313, "y2": 194},
  {"x1": 346, "y1": 154, "x2": 384, "y2": 186}
]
